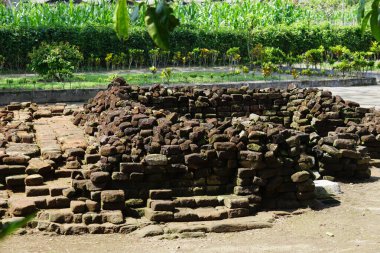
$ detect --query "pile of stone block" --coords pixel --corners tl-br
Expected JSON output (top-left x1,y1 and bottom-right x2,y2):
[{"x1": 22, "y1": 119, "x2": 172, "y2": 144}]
[
  {"x1": 0, "y1": 78, "x2": 378, "y2": 235},
  {"x1": 314, "y1": 132, "x2": 371, "y2": 180}
]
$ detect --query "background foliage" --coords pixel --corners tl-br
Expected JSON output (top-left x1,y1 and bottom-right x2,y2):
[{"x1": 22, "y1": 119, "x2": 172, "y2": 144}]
[
  {"x1": 0, "y1": 0, "x2": 361, "y2": 30},
  {"x1": 0, "y1": 24, "x2": 373, "y2": 71}
]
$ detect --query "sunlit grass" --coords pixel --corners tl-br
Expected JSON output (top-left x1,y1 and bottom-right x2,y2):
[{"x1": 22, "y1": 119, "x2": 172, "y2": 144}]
[{"x1": 0, "y1": 70, "x2": 280, "y2": 90}]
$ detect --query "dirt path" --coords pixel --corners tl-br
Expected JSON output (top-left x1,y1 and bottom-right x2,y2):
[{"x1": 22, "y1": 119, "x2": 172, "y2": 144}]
[{"x1": 1, "y1": 168, "x2": 379, "y2": 253}]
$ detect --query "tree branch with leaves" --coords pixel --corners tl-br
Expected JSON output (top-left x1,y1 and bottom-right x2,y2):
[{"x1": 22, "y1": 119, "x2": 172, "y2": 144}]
[
  {"x1": 358, "y1": 0, "x2": 380, "y2": 40},
  {"x1": 114, "y1": 0, "x2": 179, "y2": 50}
]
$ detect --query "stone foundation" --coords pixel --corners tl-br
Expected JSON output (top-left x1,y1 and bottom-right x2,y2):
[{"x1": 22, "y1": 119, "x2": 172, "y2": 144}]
[{"x1": 0, "y1": 78, "x2": 377, "y2": 234}]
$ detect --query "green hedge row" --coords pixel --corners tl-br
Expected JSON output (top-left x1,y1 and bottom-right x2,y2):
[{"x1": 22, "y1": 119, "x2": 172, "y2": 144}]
[{"x1": 0, "y1": 24, "x2": 374, "y2": 71}]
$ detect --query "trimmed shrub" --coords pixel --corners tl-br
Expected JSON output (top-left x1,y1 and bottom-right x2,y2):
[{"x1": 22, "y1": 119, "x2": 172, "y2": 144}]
[
  {"x1": 28, "y1": 42, "x2": 83, "y2": 81},
  {"x1": 0, "y1": 23, "x2": 374, "y2": 71}
]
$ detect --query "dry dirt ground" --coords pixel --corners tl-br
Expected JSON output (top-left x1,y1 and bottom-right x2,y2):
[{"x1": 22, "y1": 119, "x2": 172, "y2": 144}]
[{"x1": 0, "y1": 168, "x2": 379, "y2": 253}]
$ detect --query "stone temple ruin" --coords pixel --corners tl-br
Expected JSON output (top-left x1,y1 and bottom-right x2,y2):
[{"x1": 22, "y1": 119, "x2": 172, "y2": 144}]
[{"x1": 1, "y1": 77, "x2": 379, "y2": 234}]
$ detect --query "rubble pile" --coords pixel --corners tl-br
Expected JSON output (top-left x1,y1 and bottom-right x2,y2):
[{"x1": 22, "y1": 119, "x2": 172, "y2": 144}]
[{"x1": 0, "y1": 79, "x2": 377, "y2": 235}]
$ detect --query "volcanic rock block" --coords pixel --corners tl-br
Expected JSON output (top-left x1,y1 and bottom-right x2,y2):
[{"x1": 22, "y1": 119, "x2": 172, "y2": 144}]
[
  {"x1": 25, "y1": 175, "x2": 44, "y2": 186},
  {"x1": 50, "y1": 186, "x2": 69, "y2": 197},
  {"x1": 46, "y1": 196, "x2": 70, "y2": 208},
  {"x1": 213, "y1": 142, "x2": 237, "y2": 152},
  {"x1": 6, "y1": 103, "x2": 22, "y2": 111},
  {"x1": 90, "y1": 172, "x2": 110, "y2": 184},
  {"x1": 237, "y1": 168, "x2": 255, "y2": 178},
  {"x1": 65, "y1": 160, "x2": 81, "y2": 170},
  {"x1": 291, "y1": 171, "x2": 310, "y2": 183},
  {"x1": 197, "y1": 207, "x2": 228, "y2": 221},
  {"x1": 62, "y1": 187, "x2": 76, "y2": 198},
  {"x1": 160, "y1": 145, "x2": 181, "y2": 155},
  {"x1": 65, "y1": 148, "x2": 85, "y2": 158},
  {"x1": 224, "y1": 197, "x2": 250, "y2": 209},
  {"x1": 101, "y1": 190, "x2": 125, "y2": 210},
  {"x1": 227, "y1": 208, "x2": 250, "y2": 218},
  {"x1": 101, "y1": 190, "x2": 125, "y2": 203},
  {"x1": 70, "y1": 201, "x2": 87, "y2": 213},
  {"x1": 184, "y1": 153, "x2": 208, "y2": 167},
  {"x1": 321, "y1": 145, "x2": 342, "y2": 158},
  {"x1": 101, "y1": 210, "x2": 124, "y2": 224},
  {"x1": 149, "y1": 189, "x2": 173, "y2": 200},
  {"x1": 2, "y1": 155, "x2": 29, "y2": 165},
  {"x1": 83, "y1": 213, "x2": 103, "y2": 225},
  {"x1": 333, "y1": 139, "x2": 356, "y2": 149},
  {"x1": 234, "y1": 186, "x2": 259, "y2": 196},
  {"x1": 85, "y1": 154, "x2": 101, "y2": 164},
  {"x1": 86, "y1": 200, "x2": 100, "y2": 212},
  {"x1": 145, "y1": 208, "x2": 174, "y2": 222},
  {"x1": 0, "y1": 165, "x2": 25, "y2": 177},
  {"x1": 49, "y1": 210, "x2": 74, "y2": 223},
  {"x1": 26, "y1": 186, "x2": 50, "y2": 197},
  {"x1": 144, "y1": 154, "x2": 168, "y2": 166},
  {"x1": 9, "y1": 198, "x2": 37, "y2": 216},
  {"x1": 26, "y1": 158, "x2": 52, "y2": 175},
  {"x1": 149, "y1": 200, "x2": 175, "y2": 211},
  {"x1": 5, "y1": 175, "x2": 27, "y2": 188},
  {"x1": 33, "y1": 109, "x2": 52, "y2": 118},
  {"x1": 247, "y1": 143, "x2": 264, "y2": 152},
  {"x1": 6, "y1": 143, "x2": 40, "y2": 157},
  {"x1": 100, "y1": 145, "x2": 116, "y2": 156},
  {"x1": 120, "y1": 163, "x2": 145, "y2": 174}
]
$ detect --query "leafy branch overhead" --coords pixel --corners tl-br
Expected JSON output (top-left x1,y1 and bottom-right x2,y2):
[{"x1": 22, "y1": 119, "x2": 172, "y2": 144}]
[
  {"x1": 0, "y1": 214, "x2": 35, "y2": 240},
  {"x1": 114, "y1": 0, "x2": 179, "y2": 50},
  {"x1": 358, "y1": 0, "x2": 380, "y2": 41},
  {"x1": 114, "y1": 0, "x2": 130, "y2": 40}
]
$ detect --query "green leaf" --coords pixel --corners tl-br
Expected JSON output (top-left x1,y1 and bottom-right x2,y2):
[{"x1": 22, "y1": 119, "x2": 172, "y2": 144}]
[
  {"x1": 114, "y1": 0, "x2": 130, "y2": 41},
  {"x1": 0, "y1": 214, "x2": 35, "y2": 240},
  {"x1": 361, "y1": 10, "x2": 372, "y2": 35},
  {"x1": 370, "y1": 0, "x2": 380, "y2": 41},
  {"x1": 357, "y1": 0, "x2": 366, "y2": 23},
  {"x1": 144, "y1": 1, "x2": 179, "y2": 50}
]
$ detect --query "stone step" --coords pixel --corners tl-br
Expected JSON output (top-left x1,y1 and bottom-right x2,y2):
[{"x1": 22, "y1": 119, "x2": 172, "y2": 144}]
[
  {"x1": 174, "y1": 207, "x2": 230, "y2": 222},
  {"x1": 36, "y1": 209, "x2": 124, "y2": 225},
  {"x1": 25, "y1": 185, "x2": 50, "y2": 197},
  {"x1": 0, "y1": 165, "x2": 26, "y2": 178},
  {"x1": 5, "y1": 174, "x2": 27, "y2": 188},
  {"x1": 50, "y1": 186, "x2": 70, "y2": 197},
  {"x1": 164, "y1": 213, "x2": 274, "y2": 235},
  {"x1": 8, "y1": 198, "x2": 37, "y2": 216},
  {"x1": 26, "y1": 158, "x2": 54, "y2": 175},
  {"x1": 25, "y1": 175, "x2": 44, "y2": 186},
  {"x1": 55, "y1": 169, "x2": 73, "y2": 178},
  {"x1": 173, "y1": 196, "x2": 222, "y2": 208}
]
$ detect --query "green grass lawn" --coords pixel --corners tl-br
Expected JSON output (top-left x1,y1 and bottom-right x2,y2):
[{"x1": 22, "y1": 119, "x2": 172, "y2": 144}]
[{"x1": 0, "y1": 70, "x2": 279, "y2": 90}]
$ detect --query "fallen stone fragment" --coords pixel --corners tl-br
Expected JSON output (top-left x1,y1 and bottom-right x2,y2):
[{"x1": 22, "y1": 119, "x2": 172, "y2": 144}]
[
  {"x1": 133, "y1": 224, "x2": 164, "y2": 238},
  {"x1": 314, "y1": 180, "x2": 342, "y2": 198}
]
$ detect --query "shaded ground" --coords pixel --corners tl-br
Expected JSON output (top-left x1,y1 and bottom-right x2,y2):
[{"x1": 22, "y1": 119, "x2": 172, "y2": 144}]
[{"x1": 2, "y1": 168, "x2": 380, "y2": 253}]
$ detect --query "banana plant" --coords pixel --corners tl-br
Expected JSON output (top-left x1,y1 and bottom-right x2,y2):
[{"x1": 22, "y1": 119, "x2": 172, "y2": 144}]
[
  {"x1": 358, "y1": 0, "x2": 380, "y2": 41},
  {"x1": 114, "y1": 0, "x2": 179, "y2": 50}
]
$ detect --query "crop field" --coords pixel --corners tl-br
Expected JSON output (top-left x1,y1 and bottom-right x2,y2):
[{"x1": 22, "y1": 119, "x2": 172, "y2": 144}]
[{"x1": 0, "y1": 0, "x2": 361, "y2": 30}]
